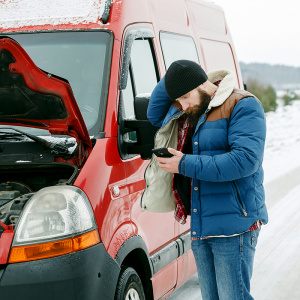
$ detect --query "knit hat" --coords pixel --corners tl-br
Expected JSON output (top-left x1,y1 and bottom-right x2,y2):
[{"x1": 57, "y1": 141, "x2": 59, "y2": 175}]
[{"x1": 164, "y1": 60, "x2": 208, "y2": 100}]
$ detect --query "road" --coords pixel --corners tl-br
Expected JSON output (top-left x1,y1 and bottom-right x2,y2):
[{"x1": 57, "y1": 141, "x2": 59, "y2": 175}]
[{"x1": 168, "y1": 166, "x2": 300, "y2": 300}]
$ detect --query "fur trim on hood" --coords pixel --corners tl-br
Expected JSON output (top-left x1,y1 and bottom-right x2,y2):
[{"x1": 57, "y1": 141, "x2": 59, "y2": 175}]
[{"x1": 207, "y1": 69, "x2": 237, "y2": 109}]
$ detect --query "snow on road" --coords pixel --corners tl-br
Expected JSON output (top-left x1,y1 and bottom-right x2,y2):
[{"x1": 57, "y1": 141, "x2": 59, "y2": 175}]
[{"x1": 168, "y1": 100, "x2": 300, "y2": 299}]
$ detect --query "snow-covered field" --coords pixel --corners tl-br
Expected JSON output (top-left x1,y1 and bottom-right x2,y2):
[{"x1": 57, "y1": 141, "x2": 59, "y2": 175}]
[
  {"x1": 263, "y1": 100, "x2": 300, "y2": 184},
  {"x1": 169, "y1": 100, "x2": 300, "y2": 299}
]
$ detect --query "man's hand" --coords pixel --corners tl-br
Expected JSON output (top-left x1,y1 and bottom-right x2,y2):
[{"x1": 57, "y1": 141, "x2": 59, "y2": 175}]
[{"x1": 155, "y1": 148, "x2": 183, "y2": 173}]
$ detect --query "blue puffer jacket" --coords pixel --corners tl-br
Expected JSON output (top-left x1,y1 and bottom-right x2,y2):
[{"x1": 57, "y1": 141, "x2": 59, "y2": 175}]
[{"x1": 146, "y1": 70, "x2": 268, "y2": 239}]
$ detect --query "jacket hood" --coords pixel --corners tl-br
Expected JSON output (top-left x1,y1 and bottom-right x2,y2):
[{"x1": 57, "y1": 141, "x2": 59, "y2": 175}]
[
  {"x1": 0, "y1": 37, "x2": 92, "y2": 148},
  {"x1": 207, "y1": 69, "x2": 236, "y2": 109}
]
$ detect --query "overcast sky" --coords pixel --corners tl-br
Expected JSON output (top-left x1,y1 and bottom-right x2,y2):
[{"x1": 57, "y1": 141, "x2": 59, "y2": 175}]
[{"x1": 210, "y1": 0, "x2": 300, "y2": 67}]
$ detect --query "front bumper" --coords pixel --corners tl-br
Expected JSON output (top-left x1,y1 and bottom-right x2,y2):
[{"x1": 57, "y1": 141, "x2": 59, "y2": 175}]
[{"x1": 0, "y1": 243, "x2": 120, "y2": 300}]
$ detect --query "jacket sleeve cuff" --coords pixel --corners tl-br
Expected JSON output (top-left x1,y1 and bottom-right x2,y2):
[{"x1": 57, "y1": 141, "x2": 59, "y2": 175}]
[{"x1": 179, "y1": 154, "x2": 186, "y2": 175}]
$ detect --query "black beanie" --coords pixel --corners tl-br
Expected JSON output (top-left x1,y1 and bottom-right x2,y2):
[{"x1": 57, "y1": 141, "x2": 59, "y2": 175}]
[{"x1": 164, "y1": 60, "x2": 208, "y2": 100}]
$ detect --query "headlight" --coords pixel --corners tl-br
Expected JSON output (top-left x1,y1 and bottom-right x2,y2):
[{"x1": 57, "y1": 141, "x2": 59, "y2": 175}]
[
  {"x1": 13, "y1": 186, "x2": 97, "y2": 246},
  {"x1": 9, "y1": 186, "x2": 100, "y2": 263}
]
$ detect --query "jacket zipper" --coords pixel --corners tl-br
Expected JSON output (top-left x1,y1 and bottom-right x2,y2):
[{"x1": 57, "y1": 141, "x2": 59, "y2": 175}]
[{"x1": 232, "y1": 181, "x2": 247, "y2": 217}]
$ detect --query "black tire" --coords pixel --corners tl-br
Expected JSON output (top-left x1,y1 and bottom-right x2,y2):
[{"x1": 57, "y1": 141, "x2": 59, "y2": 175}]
[{"x1": 115, "y1": 266, "x2": 146, "y2": 300}]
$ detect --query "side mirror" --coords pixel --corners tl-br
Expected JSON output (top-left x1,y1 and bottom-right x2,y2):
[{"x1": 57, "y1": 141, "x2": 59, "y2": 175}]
[
  {"x1": 125, "y1": 94, "x2": 159, "y2": 160},
  {"x1": 118, "y1": 93, "x2": 158, "y2": 160}
]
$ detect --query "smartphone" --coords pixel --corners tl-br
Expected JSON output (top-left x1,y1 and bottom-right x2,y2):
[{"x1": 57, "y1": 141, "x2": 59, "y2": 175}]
[{"x1": 152, "y1": 147, "x2": 174, "y2": 158}]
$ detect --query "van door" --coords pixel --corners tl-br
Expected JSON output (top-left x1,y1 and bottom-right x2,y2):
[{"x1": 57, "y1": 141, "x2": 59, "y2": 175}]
[
  {"x1": 159, "y1": 30, "x2": 200, "y2": 285},
  {"x1": 117, "y1": 25, "x2": 178, "y2": 298}
]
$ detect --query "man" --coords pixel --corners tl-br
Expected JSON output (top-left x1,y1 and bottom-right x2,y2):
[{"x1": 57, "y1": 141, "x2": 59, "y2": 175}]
[{"x1": 143, "y1": 60, "x2": 268, "y2": 300}]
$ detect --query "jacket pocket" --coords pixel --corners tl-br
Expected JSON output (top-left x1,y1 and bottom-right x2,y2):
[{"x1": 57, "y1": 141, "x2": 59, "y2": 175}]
[{"x1": 232, "y1": 181, "x2": 247, "y2": 217}]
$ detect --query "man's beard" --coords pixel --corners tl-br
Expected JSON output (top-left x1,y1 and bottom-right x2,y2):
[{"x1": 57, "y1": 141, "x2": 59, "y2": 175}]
[{"x1": 186, "y1": 88, "x2": 211, "y2": 126}]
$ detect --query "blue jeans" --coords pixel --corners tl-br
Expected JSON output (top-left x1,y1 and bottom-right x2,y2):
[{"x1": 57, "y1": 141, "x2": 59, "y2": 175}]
[{"x1": 191, "y1": 229, "x2": 260, "y2": 300}]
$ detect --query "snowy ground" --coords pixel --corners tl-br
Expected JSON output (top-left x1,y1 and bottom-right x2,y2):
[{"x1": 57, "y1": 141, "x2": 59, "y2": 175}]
[
  {"x1": 168, "y1": 100, "x2": 300, "y2": 299},
  {"x1": 263, "y1": 100, "x2": 300, "y2": 185}
]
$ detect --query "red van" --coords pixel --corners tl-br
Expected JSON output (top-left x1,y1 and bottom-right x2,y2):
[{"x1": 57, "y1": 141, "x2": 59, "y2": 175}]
[{"x1": 0, "y1": 0, "x2": 244, "y2": 299}]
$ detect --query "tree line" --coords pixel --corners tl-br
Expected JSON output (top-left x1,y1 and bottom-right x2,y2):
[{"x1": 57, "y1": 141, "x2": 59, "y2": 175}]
[
  {"x1": 240, "y1": 62, "x2": 300, "y2": 90},
  {"x1": 241, "y1": 62, "x2": 300, "y2": 112}
]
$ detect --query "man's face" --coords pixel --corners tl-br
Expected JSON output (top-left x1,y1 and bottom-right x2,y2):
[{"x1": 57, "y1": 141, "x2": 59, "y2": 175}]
[{"x1": 176, "y1": 86, "x2": 211, "y2": 125}]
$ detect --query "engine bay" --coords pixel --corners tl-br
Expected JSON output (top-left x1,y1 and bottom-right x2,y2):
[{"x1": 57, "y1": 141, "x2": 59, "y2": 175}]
[{"x1": 0, "y1": 163, "x2": 78, "y2": 230}]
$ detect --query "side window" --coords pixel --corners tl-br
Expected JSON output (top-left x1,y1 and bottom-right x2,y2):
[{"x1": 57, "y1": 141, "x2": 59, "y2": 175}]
[
  {"x1": 160, "y1": 32, "x2": 199, "y2": 69},
  {"x1": 199, "y1": 39, "x2": 239, "y2": 88},
  {"x1": 131, "y1": 39, "x2": 158, "y2": 95},
  {"x1": 123, "y1": 38, "x2": 159, "y2": 119},
  {"x1": 123, "y1": 66, "x2": 135, "y2": 118}
]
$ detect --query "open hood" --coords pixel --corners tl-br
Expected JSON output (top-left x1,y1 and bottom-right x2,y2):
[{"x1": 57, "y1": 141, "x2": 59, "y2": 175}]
[{"x1": 0, "y1": 37, "x2": 92, "y2": 148}]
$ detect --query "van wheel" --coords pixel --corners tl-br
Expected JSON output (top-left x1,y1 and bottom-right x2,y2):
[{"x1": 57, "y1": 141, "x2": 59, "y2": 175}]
[{"x1": 115, "y1": 267, "x2": 146, "y2": 300}]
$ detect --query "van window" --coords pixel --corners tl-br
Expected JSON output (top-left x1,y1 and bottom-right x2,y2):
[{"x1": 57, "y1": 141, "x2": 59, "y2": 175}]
[
  {"x1": 123, "y1": 66, "x2": 135, "y2": 119},
  {"x1": 122, "y1": 68, "x2": 137, "y2": 141},
  {"x1": 131, "y1": 39, "x2": 158, "y2": 96},
  {"x1": 123, "y1": 39, "x2": 158, "y2": 119},
  {"x1": 121, "y1": 38, "x2": 159, "y2": 143},
  {"x1": 200, "y1": 39, "x2": 239, "y2": 87},
  {"x1": 160, "y1": 32, "x2": 199, "y2": 69},
  {"x1": 5, "y1": 31, "x2": 112, "y2": 135}
]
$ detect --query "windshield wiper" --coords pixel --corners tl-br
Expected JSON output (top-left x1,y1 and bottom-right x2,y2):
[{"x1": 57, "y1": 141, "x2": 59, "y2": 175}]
[{"x1": 0, "y1": 128, "x2": 70, "y2": 155}]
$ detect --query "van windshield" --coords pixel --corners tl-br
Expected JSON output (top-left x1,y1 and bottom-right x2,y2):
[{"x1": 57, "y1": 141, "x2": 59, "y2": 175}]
[{"x1": 5, "y1": 31, "x2": 112, "y2": 136}]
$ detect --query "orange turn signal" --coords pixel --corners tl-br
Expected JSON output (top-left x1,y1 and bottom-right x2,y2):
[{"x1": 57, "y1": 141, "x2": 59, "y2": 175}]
[{"x1": 9, "y1": 229, "x2": 100, "y2": 264}]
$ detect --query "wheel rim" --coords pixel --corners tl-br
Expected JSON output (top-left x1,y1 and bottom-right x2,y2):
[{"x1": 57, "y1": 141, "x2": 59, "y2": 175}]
[{"x1": 125, "y1": 288, "x2": 140, "y2": 300}]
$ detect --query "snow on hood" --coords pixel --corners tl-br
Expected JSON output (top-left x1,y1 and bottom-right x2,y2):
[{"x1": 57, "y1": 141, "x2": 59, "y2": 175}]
[{"x1": 0, "y1": 0, "x2": 115, "y2": 30}]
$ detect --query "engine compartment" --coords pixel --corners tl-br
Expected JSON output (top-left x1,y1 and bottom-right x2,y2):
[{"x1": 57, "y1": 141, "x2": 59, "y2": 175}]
[{"x1": 0, "y1": 163, "x2": 78, "y2": 230}]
